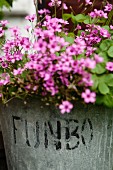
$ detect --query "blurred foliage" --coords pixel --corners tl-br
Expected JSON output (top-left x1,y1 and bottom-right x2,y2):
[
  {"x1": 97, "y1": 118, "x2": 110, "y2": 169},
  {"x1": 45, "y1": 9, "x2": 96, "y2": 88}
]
[
  {"x1": 0, "y1": 0, "x2": 14, "y2": 9},
  {"x1": 0, "y1": 0, "x2": 14, "y2": 49},
  {"x1": 5, "y1": 0, "x2": 13, "y2": 7},
  {"x1": 0, "y1": 0, "x2": 14, "y2": 18}
]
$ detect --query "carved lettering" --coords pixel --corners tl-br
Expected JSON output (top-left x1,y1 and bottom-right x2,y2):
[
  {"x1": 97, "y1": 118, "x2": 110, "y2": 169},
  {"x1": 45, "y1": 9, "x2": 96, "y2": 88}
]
[
  {"x1": 12, "y1": 116, "x2": 21, "y2": 144},
  {"x1": 44, "y1": 121, "x2": 61, "y2": 150},
  {"x1": 34, "y1": 121, "x2": 40, "y2": 148},
  {"x1": 25, "y1": 120, "x2": 31, "y2": 147},
  {"x1": 81, "y1": 118, "x2": 93, "y2": 147},
  {"x1": 65, "y1": 119, "x2": 80, "y2": 150},
  {"x1": 12, "y1": 116, "x2": 93, "y2": 150}
]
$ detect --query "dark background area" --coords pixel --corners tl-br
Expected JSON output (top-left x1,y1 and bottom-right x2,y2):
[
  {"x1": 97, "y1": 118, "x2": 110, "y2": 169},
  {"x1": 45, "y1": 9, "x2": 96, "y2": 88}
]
[{"x1": 0, "y1": 132, "x2": 7, "y2": 170}]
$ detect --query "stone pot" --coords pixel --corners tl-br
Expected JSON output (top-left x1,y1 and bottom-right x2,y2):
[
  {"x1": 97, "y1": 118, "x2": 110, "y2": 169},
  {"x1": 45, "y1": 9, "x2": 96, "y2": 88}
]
[{"x1": 0, "y1": 98, "x2": 113, "y2": 170}]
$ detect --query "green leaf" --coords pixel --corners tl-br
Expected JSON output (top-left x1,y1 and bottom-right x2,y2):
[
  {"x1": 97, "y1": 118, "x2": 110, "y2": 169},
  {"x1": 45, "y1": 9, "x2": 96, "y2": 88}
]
[
  {"x1": 64, "y1": 36, "x2": 74, "y2": 44},
  {"x1": 108, "y1": 46, "x2": 113, "y2": 58},
  {"x1": 103, "y1": 95, "x2": 113, "y2": 107},
  {"x1": 97, "y1": 18, "x2": 106, "y2": 24},
  {"x1": 98, "y1": 83, "x2": 109, "y2": 94},
  {"x1": 100, "y1": 74, "x2": 113, "y2": 82},
  {"x1": 77, "y1": 30, "x2": 83, "y2": 36},
  {"x1": 91, "y1": 74, "x2": 99, "y2": 90},
  {"x1": 104, "y1": 74, "x2": 113, "y2": 86},
  {"x1": 63, "y1": 13, "x2": 72, "y2": 21},
  {"x1": 0, "y1": 11, "x2": 4, "y2": 19},
  {"x1": 0, "y1": 68, "x2": 4, "y2": 74},
  {"x1": 73, "y1": 14, "x2": 86, "y2": 22},
  {"x1": 83, "y1": 15, "x2": 90, "y2": 24},
  {"x1": 6, "y1": 0, "x2": 13, "y2": 7},
  {"x1": 100, "y1": 39, "x2": 111, "y2": 51},
  {"x1": 102, "y1": 25, "x2": 110, "y2": 31},
  {"x1": 106, "y1": 9, "x2": 113, "y2": 25},
  {"x1": 67, "y1": 32, "x2": 75, "y2": 37},
  {"x1": 71, "y1": 15, "x2": 77, "y2": 24},
  {"x1": 83, "y1": 19, "x2": 90, "y2": 24},
  {"x1": 105, "y1": 74, "x2": 113, "y2": 80},
  {"x1": 107, "y1": 81, "x2": 113, "y2": 87},
  {"x1": 9, "y1": 86, "x2": 17, "y2": 96},
  {"x1": 98, "y1": 52, "x2": 108, "y2": 62},
  {"x1": 21, "y1": 71, "x2": 28, "y2": 79},
  {"x1": 96, "y1": 95, "x2": 104, "y2": 105},
  {"x1": 96, "y1": 94, "x2": 113, "y2": 108},
  {"x1": 92, "y1": 63, "x2": 106, "y2": 74},
  {"x1": 0, "y1": 0, "x2": 10, "y2": 9},
  {"x1": 96, "y1": 74, "x2": 113, "y2": 87}
]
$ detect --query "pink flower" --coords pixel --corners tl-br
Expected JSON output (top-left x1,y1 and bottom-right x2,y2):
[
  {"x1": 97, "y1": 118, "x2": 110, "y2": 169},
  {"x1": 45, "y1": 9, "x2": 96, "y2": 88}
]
[
  {"x1": 62, "y1": 3, "x2": 68, "y2": 10},
  {"x1": 66, "y1": 44, "x2": 78, "y2": 56},
  {"x1": 25, "y1": 26, "x2": 31, "y2": 32},
  {"x1": 86, "y1": 47, "x2": 96, "y2": 56},
  {"x1": 0, "y1": 73, "x2": 10, "y2": 86},
  {"x1": 81, "y1": 72, "x2": 93, "y2": 86},
  {"x1": 76, "y1": 24, "x2": 81, "y2": 30},
  {"x1": 20, "y1": 37, "x2": 31, "y2": 50},
  {"x1": 13, "y1": 68, "x2": 24, "y2": 76},
  {"x1": 110, "y1": 25, "x2": 113, "y2": 30},
  {"x1": 104, "y1": 3, "x2": 113, "y2": 12},
  {"x1": 48, "y1": 0, "x2": 61, "y2": 7},
  {"x1": 89, "y1": 11, "x2": 96, "y2": 18},
  {"x1": 25, "y1": 14, "x2": 36, "y2": 22},
  {"x1": 89, "y1": 9, "x2": 108, "y2": 19},
  {"x1": 10, "y1": 26, "x2": 20, "y2": 36},
  {"x1": 48, "y1": 41, "x2": 60, "y2": 53},
  {"x1": 94, "y1": 54, "x2": 104, "y2": 63},
  {"x1": 85, "y1": 0, "x2": 92, "y2": 5},
  {"x1": 0, "y1": 20, "x2": 8, "y2": 27},
  {"x1": 106, "y1": 62, "x2": 113, "y2": 71},
  {"x1": 81, "y1": 89, "x2": 96, "y2": 103},
  {"x1": 33, "y1": 86, "x2": 38, "y2": 91},
  {"x1": 44, "y1": 73, "x2": 51, "y2": 81},
  {"x1": 99, "y1": 28, "x2": 110, "y2": 38},
  {"x1": 85, "y1": 58, "x2": 96, "y2": 69},
  {"x1": 59, "y1": 101, "x2": 73, "y2": 114},
  {"x1": 38, "y1": 9, "x2": 50, "y2": 15},
  {"x1": 0, "y1": 27, "x2": 4, "y2": 37},
  {"x1": 1, "y1": 62, "x2": 8, "y2": 68},
  {"x1": 33, "y1": 39, "x2": 47, "y2": 53},
  {"x1": 25, "y1": 84, "x2": 31, "y2": 90}
]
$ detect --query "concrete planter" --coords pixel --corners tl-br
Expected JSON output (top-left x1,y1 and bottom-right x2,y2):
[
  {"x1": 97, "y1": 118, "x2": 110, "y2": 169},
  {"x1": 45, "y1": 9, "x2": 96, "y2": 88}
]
[{"x1": 0, "y1": 98, "x2": 113, "y2": 170}]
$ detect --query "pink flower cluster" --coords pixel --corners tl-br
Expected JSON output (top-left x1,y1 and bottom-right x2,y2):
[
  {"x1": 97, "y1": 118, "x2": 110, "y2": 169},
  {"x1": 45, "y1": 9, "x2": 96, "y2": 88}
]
[
  {"x1": 48, "y1": 0, "x2": 68, "y2": 10},
  {"x1": 79, "y1": 24, "x2": 110, "y2": 56},
  {"x1": 89, "y1": 9, "x2": 108, "y2": 19},
  {"x1": 48, "y1": 0, "x2": 61, "y2": 7},
  {"x1": 0, "y1": 11, "x2": 109, "y2": 114},
  {"x1": 89, "y1": 3, "x2": 113, "y2": 19},
  {"x1": 0, "y1": 20, "x2": 8, "y2": 37}
]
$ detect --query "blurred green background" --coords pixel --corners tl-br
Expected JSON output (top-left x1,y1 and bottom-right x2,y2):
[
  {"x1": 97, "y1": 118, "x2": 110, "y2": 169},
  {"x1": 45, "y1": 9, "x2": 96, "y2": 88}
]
[{"x1": 0, "y1": 0, "x2": 14, "y2": 19}]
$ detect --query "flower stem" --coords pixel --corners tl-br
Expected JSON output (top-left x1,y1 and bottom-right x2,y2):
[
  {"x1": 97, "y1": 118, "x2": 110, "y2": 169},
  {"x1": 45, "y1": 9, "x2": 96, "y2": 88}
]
[{"x1": 55, "y1": 5, "x2": 57, "y2": 17}]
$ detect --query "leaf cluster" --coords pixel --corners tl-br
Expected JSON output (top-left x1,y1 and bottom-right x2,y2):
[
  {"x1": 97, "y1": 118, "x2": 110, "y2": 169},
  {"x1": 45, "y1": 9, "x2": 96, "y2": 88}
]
[
  {"x1": 91, "y1": 28, "x2": 113, "y2": 107},
  {"x1": 62, "y1": 10, "x2": 113, "y2": 108}
]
